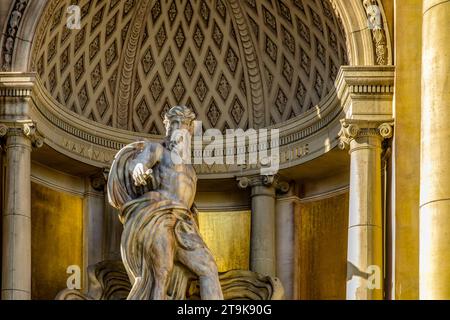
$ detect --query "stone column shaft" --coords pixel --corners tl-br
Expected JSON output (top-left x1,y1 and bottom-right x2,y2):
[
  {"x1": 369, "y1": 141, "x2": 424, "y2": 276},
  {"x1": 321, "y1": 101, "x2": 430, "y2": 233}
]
[
  {"x1": 340, "y1": 121, "x2": 393, "y2": 300},
  {"x1": 419, "y1": 0, "x2": 450, "y2": 300},
  {"x1": 1, "y1": 128, "x2": 32, "y2": 300},
  {"x1": 238, "y1": 175, "x2": 289, "y2": 277},
  {"x1": 250, "y1": 183, "x2": 276, "y2": 277},
  {"x1": 103, "y1": 197, "x2": 122, "y2": 261},
  {"x1": 83, "y1": 179, "x2": 105, "y2": 268},
  {"x1": 100, "y1": 168, "x2": 123, "y2": 261},
  {"x1": 275, "y1": 196, "x2": 298, "y2": 299}
]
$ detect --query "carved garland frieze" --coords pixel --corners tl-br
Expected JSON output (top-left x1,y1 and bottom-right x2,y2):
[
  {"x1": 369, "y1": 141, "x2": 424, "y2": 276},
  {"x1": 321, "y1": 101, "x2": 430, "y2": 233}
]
[
  {"x1": 1, "y1": 0, "x2": 29, "y2": 71},
  {"x1": 362, "y1": 0, "x2": 388, "y2": 65}
]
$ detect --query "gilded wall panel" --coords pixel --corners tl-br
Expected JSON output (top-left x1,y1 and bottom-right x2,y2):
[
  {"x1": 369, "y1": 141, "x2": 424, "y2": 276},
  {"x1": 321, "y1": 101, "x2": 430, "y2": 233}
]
[
  {"x1": 31, "y1": 182, "x2": 83, "y2": 300},
  {"x1": 295, "y1": 192, "x2": 349, "y2": 299},
  {"x1": 198, "y1": 210, "x2": 250, "y2": 272}
]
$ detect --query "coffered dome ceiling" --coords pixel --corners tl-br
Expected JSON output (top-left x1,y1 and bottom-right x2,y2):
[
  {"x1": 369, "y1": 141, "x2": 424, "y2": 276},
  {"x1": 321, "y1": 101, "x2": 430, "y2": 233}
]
[{"x1": 31, "y1": 0, "x2": 348, "y2": 134}]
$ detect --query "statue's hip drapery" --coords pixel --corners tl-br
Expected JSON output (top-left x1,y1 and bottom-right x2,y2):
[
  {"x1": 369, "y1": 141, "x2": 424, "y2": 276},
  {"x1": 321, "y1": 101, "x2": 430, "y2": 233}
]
[{"x1": 120, "y1": 196, "x2": 206, "y2": 299}]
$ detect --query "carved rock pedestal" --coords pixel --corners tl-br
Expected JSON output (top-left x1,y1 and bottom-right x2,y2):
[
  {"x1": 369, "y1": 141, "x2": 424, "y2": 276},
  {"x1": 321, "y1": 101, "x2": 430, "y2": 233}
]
[{"x1": 56, "y1": 260, "x2": 284, "y2": 300}]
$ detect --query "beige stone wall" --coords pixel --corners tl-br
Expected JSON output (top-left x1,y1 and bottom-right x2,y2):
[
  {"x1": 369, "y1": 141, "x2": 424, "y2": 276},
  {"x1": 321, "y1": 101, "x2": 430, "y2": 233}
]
[
  {"x1": 381, "y1": 0, "x2": 394, "y2": 54},
  {"x1": 392, "y1": 0, "x2": 422, "y2": 300}
]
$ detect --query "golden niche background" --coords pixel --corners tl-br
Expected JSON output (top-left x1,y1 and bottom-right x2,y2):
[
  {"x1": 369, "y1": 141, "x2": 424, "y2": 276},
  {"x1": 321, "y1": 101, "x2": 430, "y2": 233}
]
[
  {"x1": 29, "y1": 183, "x2": 349, "y2": 300},
  {"x1": 295, "y1": 192, "x2": 349, "y2": 300},
  {"x1": 31, "y1": 182, "x2": 83, "y2": 300},
  {"x1": 198, "y1": 210, "x2": 251, "y2": 272}
]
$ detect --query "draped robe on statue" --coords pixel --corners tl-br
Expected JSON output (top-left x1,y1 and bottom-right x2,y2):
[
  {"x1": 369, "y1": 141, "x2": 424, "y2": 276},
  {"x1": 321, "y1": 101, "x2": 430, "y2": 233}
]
[{"x1": 107, "y1": 141, "x2": 209, "y2": 299}]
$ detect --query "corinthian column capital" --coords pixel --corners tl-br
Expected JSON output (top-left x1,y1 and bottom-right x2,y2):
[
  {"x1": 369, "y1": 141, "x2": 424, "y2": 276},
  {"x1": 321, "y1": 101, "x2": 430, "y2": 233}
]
[
  {"x1": 0, "y1": 121, "x2": 44, "y2": 148},
  {"x1": 338, "y1": 119, "x2": 394, "y2": 150}
]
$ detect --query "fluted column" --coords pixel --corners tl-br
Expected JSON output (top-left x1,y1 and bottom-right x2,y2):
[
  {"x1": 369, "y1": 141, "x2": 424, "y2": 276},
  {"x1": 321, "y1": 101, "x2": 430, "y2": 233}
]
[
  {"x1": 420, "y1": 0, "x2": 450, "y2": 300},
  {"x1": 339, "y1": 120, "x2": 393, "y2": 300},
  {"x1": 0, "y1": 122, "x2": 42, "y2": 300}
]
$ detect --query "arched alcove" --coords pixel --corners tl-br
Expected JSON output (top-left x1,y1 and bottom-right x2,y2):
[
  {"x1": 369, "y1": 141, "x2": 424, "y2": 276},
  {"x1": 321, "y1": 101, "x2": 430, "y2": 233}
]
[{"x1": 0, "y1": 0, "x2": 393, "y2": 173}]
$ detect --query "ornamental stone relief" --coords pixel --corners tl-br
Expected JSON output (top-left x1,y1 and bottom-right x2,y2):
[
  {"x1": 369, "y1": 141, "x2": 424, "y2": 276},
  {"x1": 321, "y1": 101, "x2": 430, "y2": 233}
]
[{"x1": 31, "y1": 0, "x2": 348, "y2": 135}]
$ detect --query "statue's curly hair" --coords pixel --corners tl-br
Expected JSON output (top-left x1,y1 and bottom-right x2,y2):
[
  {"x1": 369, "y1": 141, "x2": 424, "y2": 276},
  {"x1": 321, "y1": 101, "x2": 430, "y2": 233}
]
[{"x1": 163, "y1": 106, "x2": 196, "y2": 126}]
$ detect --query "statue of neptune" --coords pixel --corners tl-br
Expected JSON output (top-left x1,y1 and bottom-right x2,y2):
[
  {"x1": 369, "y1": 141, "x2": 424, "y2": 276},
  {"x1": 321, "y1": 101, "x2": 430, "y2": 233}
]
[{"x1": 107, "y1": 106, "x2": 223, "y2": 300}]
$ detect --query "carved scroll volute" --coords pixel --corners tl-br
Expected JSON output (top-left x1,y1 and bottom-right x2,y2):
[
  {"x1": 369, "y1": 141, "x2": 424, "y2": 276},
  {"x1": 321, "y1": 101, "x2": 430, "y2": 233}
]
[
  {"x1": 338, "y1": 120, "x2": 394, "y2": 150},
  {"x1": 23, "y1": 122, "x2": 45, "y2": 148},
  {"x1": 0, "y1": 122, "x2": 44, "y2": 149},
  {"x1": 0, "y1": 124, "x2": 8, "y2": 137},
  {"x1": 378, "y1": 122, "x2": 393, "y2": 139},
  {"x1": 338, "y1": 120, "x2": 361, "y2": 150},
  {"x1": 237, "y1": 175, "x2": 290, "y2": 194}
]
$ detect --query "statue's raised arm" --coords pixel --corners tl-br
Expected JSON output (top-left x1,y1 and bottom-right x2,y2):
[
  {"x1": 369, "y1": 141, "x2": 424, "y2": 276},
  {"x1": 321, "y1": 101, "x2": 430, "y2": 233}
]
[
  {"x1": 130, "y1": 142, "x2": 163, "y2": 188},
  {"x1": 107, "y1": 140, "x2": 162, "y2": 214}
]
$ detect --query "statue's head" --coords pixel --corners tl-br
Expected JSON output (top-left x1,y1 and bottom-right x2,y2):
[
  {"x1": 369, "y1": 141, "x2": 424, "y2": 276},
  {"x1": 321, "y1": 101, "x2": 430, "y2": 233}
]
[
  {"x1": 163, "y1": 106, "x2": 196, "y2": 138},
  {"x1": 163, "y1": 106, "x2": 196, "y2": 156}
]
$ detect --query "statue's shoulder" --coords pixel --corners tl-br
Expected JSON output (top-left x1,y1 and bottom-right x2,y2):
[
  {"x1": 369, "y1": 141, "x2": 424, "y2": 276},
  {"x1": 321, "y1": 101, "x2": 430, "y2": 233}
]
[
  {"x1": 135, "y1": 140, "x2": 164, "y2": 153},
  {"x1": 127, "y1": 140, "x2": 162, "y2": 149},
  {"x1": 116, "y1": 141, "x2": 163, "y2": 156}
]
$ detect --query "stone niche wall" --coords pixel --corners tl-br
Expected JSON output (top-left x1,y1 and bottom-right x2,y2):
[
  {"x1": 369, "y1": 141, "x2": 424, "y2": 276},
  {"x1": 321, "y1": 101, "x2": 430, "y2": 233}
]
[
  {"x1": 31, "y1": 182, "x2": 83, "y2": 300},
  {"x1": 295, "y1": 192, "x2": 349, "y2": 299}
]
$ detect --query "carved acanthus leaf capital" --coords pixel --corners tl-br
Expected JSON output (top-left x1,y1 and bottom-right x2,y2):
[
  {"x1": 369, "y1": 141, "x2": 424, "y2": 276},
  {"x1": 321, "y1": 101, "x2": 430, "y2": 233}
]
[{"x1": 0, "y1": 124, "x2": 8, "y2": 137}]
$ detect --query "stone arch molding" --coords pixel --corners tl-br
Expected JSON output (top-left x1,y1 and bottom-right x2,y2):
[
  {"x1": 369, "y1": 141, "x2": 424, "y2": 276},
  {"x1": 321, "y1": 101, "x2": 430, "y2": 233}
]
[
  {"x1": 0, "y1": 0, "x2": 393, "y2": 177},
  {"x1": 1, "y1": 0, "x2": 392, "y2": 72}
]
